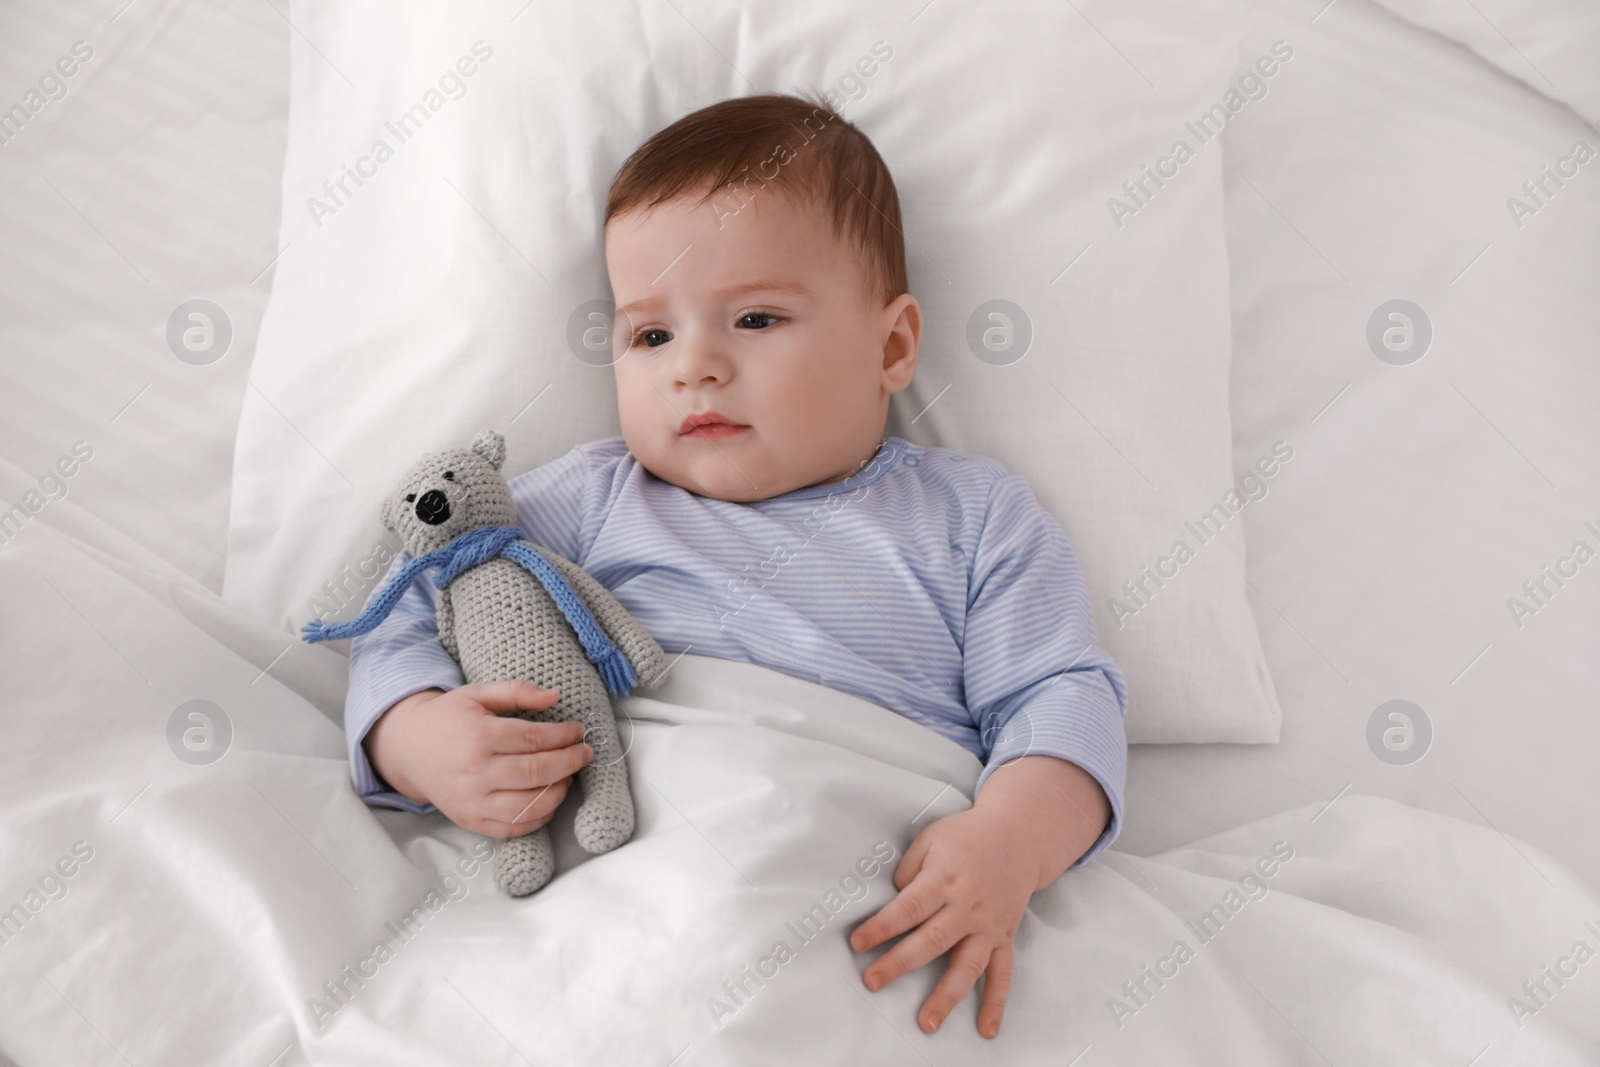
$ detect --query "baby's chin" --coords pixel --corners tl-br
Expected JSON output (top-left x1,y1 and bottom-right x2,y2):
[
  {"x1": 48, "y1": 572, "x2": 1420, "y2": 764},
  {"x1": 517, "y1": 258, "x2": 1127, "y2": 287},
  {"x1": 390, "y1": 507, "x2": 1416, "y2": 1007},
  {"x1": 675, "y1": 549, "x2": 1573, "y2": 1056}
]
[
  {"x1": 633, "y1": 435, "x2": 808, "y2": 503},
  {"x1": 630, "y1": 441, "x2": 761, "y2": 502}
]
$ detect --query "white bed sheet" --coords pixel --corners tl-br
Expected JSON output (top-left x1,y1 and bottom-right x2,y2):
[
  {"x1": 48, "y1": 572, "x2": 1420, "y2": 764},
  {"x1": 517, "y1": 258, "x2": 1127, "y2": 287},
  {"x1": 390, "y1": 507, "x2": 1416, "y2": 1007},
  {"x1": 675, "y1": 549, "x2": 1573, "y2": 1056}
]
[
  {"x1": 0, "y1": 0, "x2": 288, "y2": 593},
  {"x1": 1, "y1": 509, "x2": 1595, "y2": 1063},
  {"x1": 1123, "y1": 0, "x2": 1600, "y2": 888}
]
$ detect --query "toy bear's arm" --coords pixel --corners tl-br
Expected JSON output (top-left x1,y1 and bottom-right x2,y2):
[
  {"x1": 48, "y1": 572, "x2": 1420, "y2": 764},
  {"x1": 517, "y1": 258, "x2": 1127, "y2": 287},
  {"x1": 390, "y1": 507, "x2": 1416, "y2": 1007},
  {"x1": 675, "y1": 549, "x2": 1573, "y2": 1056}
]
[
  {"x1": 533, "y1": 545, "x2": 669, "y2": 688},
  {"x1": 434, "y1": 588, "x2": 461, "y2": 666}
]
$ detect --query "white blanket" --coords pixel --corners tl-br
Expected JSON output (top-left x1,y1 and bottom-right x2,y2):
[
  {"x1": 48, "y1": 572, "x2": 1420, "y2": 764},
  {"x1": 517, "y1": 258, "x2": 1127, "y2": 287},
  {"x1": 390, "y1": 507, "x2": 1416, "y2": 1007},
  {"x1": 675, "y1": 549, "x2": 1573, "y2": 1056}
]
[{"x1": 2, "y1": 510, "x2": 1597, "y2": 1065}]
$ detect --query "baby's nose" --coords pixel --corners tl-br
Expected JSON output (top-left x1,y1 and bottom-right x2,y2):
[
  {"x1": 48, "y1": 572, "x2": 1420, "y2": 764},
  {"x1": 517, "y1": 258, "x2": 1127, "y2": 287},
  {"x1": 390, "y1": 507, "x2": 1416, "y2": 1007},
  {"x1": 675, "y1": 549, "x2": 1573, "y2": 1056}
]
[
  {"x1": 671, "y1": 335, "x2": 731, "y2": 386},
  {"x1": 415, "y1": 489, "x2": 451, "y2": 525}
]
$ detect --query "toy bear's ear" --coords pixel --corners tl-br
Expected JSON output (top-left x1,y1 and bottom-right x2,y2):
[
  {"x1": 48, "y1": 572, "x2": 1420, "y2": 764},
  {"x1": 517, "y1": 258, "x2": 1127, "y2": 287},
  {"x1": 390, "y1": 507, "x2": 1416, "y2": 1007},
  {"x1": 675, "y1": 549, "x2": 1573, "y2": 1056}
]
[
  {"x1": 378, "y1": 493, "x2": 396, "y2": 532},
  {"x1": 471, "y1": 430, "x2": 507, "y2": 471}
]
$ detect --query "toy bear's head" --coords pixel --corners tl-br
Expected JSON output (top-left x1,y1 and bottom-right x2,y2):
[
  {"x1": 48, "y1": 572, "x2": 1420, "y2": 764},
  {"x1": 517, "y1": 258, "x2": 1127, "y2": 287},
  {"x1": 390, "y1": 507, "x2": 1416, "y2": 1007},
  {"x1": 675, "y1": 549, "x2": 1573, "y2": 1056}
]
[{"x1": 379, "y1": 429, "x2": 517, "y2": 556}]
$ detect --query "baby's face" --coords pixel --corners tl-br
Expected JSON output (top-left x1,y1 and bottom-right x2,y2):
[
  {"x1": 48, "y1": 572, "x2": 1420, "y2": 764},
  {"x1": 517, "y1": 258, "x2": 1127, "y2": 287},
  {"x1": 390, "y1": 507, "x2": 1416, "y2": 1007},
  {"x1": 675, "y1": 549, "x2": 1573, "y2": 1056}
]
[{"x1": 605, "y1": 186, "x2": 918, "y2": 502}]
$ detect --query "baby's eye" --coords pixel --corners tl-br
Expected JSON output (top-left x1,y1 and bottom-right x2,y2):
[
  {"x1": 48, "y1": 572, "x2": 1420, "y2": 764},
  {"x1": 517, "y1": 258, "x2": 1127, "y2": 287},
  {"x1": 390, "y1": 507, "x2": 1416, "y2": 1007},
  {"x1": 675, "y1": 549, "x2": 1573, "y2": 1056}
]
[
  {"x1": 442, "y1": 471, "x2": 455, "y2": 481},
  {"x1": 737, "y1": 312, "x2": 780, "y2": 330},
  {"x1": 631, "y1": 327, "x2": 672, "y2": 348}
]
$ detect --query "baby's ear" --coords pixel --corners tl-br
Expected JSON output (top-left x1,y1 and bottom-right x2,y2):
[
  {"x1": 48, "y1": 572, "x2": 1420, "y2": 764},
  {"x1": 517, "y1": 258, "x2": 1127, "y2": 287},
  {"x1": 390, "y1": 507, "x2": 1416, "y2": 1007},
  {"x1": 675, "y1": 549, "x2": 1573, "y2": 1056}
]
[{"x1": 471, "y1": 430, "x2": 506, "y2": 471}]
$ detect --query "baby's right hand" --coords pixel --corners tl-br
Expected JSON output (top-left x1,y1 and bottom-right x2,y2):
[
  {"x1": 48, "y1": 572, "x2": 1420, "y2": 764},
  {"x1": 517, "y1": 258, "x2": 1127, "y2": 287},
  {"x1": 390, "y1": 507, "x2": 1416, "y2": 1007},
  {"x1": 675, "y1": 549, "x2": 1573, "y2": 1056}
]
[{"x1": 362, "y1": 680, "x2": 592, "y2": 838}]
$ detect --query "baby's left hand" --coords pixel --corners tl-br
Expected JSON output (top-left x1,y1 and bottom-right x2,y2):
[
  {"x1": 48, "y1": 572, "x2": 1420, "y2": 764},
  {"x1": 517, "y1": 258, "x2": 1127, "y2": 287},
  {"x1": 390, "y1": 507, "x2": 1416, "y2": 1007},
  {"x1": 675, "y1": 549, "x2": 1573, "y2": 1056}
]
[
  {"x1": 849, "y1": 754, "x2": 1110, "y2": 1039},
  {"x1": 848, "y1": 804, "x2": 1037, "y2": 1038}
]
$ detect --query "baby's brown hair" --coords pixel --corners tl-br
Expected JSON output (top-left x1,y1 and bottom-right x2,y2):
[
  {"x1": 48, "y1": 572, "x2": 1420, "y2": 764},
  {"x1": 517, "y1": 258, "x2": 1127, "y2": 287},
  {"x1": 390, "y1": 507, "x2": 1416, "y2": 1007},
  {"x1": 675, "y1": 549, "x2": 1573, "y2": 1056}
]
[{"x1": 605, "y1": 93, "x2": 908, "y2": 304}]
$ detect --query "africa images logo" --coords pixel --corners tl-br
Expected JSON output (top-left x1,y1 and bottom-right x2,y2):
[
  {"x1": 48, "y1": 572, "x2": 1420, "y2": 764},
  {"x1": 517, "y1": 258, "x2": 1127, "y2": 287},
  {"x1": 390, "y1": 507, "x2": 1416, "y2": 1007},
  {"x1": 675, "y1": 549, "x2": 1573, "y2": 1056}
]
[
  {"x1": 304, "y1": 41, "x2": 494, "y2": 229},
  {"x1": 1108, "y1": 441, "x2": 1294, "y2": 629}
]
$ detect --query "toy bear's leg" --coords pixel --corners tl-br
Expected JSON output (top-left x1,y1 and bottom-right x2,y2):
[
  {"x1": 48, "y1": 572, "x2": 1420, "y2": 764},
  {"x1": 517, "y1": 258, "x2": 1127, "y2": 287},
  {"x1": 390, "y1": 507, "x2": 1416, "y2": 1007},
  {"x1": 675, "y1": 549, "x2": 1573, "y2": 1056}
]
[
  {"x1": 568, "y1": 691, "x2": 635, "y2": 854},
  {"x1": 494, "y1": 827, "x2": 555, "y2": 897}
]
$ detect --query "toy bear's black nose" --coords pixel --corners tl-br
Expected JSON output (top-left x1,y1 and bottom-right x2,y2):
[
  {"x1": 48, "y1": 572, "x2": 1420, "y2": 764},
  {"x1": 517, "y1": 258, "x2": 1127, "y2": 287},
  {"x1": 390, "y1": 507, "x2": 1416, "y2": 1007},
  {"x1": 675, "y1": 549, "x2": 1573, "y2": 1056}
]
[{"x1": 415, "y1": 489, "x2": 451, "y2": 525}]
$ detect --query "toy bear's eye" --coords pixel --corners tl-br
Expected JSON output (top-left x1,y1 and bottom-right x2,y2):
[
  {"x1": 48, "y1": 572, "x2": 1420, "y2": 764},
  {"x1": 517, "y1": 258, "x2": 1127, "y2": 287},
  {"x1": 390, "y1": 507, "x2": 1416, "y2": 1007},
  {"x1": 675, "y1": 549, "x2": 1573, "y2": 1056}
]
[
  {"x1": 405, "y1": 493, "x2": 416, "y2": 502},
  {"x1": 443, "y1": 470, "x2": 455, "y2": 481}
]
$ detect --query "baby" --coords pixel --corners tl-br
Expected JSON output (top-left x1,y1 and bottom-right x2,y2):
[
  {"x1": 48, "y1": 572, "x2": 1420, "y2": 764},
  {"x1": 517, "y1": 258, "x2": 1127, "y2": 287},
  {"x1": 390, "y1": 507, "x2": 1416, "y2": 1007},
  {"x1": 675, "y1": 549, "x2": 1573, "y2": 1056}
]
[{"x1": 348, "y1": 93, "x2": 1127, "y2": 1039}]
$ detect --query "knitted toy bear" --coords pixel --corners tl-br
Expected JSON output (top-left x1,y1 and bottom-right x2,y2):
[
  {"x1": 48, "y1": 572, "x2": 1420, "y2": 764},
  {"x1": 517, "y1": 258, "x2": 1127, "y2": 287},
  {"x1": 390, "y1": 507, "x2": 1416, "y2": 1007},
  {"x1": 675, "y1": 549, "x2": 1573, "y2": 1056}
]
[{"x1": 302, "y1": 429, "x2": 667, "y2": 896}]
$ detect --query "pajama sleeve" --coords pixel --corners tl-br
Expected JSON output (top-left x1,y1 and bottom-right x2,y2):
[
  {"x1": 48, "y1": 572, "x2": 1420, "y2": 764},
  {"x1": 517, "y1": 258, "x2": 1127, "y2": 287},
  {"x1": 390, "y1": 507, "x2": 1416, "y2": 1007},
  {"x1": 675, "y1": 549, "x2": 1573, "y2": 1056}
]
[
  {"x1": 342, "y1": 442, "x2": 598, "y2": 810},
  {"x1": 962, "y1": 472, "x2": 1129, "y2": 866}
]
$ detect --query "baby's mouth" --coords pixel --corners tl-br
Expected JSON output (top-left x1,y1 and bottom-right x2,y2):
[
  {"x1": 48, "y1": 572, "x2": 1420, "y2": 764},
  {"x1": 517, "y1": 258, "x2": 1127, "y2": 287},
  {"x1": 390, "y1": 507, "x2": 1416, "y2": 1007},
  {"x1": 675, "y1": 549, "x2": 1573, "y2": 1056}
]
[
  {"x1": 679, "y1": 412, "x2": 751, "y2": 439},
  {"x1": 682, "y1": 423, "x2": 750, "y2": 439}
]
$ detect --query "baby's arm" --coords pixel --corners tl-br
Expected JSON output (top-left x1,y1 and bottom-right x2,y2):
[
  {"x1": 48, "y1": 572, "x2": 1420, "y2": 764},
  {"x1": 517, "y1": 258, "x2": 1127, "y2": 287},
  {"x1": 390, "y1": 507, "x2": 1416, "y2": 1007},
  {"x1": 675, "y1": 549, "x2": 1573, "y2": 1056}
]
[
  {"x1": 348, "y1": 551, "x2": 592, "y2": 837},
  {"x1": 852, "y1": 471, "x2": 1128, "y2": 1037}
]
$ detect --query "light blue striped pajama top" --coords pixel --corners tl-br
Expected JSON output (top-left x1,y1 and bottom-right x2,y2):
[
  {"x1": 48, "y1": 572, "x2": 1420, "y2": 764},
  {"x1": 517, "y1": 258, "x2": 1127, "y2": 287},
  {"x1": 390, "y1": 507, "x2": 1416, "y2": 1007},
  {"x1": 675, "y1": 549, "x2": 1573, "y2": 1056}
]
[{"x1": 345, "y1": 436, "x2": 1128, "y2": 864}]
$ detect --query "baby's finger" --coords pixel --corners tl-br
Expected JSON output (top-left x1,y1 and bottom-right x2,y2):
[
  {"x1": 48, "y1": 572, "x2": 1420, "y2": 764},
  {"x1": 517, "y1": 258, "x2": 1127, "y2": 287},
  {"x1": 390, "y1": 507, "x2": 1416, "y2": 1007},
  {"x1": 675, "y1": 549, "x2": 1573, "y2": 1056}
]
[
  {"x1": 861, "y1": 906, "x2": 962, "y2": 991},
  {"x1": 487, "y1": 742, "x2": 592, "y2": 791},
  {"x1": 976, "y1": 941, "x2": 1013, "y2": 1038},
  {"x1": 481, "y1": 778, "x2": 569, "y2": 833},
  {"x1": 893, "y1": 826, "x2": 934, "y2": 892},
  {"x1": 917, "y1": 937, "x2": 994, "y2": 1034},
  {"x1": 463, "y1": 679, "x2": 561, "y2": 716},
  {"x1": 490, "y1": 716, "x2": 586, "y2": 755},
  {"x1": 850, "y1": 876, "x2": 942, "y2": 954}
]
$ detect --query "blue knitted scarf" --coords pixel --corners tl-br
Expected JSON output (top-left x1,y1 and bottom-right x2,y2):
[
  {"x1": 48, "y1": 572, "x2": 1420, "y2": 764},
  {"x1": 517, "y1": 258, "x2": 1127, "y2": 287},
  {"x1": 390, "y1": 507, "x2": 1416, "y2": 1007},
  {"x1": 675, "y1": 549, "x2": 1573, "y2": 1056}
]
[{"x1": 299, "y1": 524, "x2": 637, "y2": 696}]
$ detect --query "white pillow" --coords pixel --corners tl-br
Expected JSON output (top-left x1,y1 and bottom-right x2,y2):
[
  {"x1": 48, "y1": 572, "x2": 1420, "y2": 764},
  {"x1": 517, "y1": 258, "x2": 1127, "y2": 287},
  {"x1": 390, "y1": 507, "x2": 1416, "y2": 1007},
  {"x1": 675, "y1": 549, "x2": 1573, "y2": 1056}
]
[{"x1": 227, "y1": 0, "x2": 1280, "y2": 744}]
